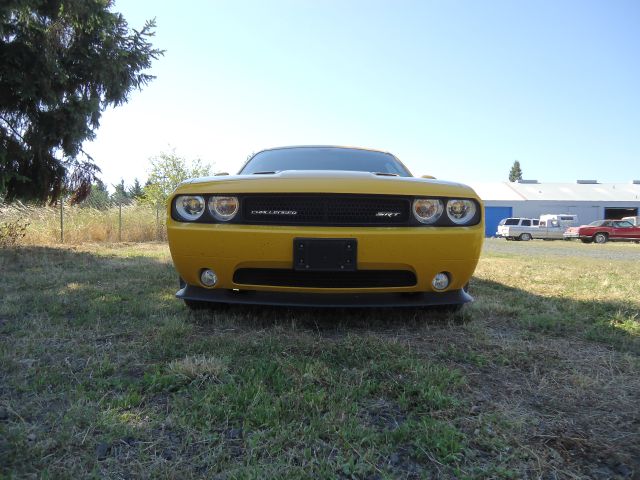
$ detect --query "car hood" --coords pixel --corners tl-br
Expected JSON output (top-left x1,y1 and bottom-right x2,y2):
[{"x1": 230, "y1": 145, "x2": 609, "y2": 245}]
[
  {"x1": 568, "y1": 225, "x2": 592, "y2": 231},
  {"x1": 175, "y1": 170, "x2": 480, "y2": 198}
]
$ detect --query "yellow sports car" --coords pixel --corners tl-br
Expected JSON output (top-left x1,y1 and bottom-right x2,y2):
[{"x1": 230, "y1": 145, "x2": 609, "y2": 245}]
[{"x1": 167, "y1": 146, "x2": 484, "y2": 309}]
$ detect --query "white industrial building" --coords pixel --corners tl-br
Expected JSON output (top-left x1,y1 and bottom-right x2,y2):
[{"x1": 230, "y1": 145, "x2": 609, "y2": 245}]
[{"x1": 469, "y1": 180, "x2": 640, "y2": 237}]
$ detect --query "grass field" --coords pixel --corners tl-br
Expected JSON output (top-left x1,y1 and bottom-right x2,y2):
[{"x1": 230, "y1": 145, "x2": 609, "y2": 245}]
[
  {"x1": 0, "y1": 203, "x2": 165, "y2": 245},
  {"x1": 1, "y1": 239, "x2": 639, "y2": 479}
]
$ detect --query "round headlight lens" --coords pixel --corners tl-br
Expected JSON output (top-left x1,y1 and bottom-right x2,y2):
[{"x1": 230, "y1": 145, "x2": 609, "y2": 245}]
[
  {"x1": 208, "y1": 196, "x2": 239, "y2": 221},
  {"x1": 412, "y1": 198, "x2": 443, "y2": 224},
  {"x1": 446, "y1": 199, "x2": 477, "y2": 225},
  {"x1": 175, "y1": 195, "x2": 205, "y2": 221}
]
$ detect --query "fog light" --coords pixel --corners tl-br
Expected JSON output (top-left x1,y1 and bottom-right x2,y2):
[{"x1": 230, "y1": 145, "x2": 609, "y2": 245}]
[
  {"x1": 432, "y1": 272, "x2": 450, "y2": 290},
  {"x1": 200, "y1": 269, "x2": 217, "y2": 287}
]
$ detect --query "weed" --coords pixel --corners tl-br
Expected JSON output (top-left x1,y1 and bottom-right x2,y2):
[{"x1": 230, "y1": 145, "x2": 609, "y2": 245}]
[{"x1": 0, "y1": 240, "x2": 638, "y2": 478}]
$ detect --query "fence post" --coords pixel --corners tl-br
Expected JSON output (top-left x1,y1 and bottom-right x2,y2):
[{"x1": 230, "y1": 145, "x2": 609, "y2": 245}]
[
  {"x1": 60, "y1": 198, "x2": 64, "y2": 243},
  {"x1": 156, "y1": 201, "x2": 160, "y2": 241},
  {"x1": 118, "y1": 202, "x2": 122, "y2": 242}
]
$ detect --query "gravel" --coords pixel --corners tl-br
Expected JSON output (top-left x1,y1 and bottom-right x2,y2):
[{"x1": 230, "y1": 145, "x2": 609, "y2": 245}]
[{"x1": 483, "y1": 237, "x2": 640, "y2": 260}]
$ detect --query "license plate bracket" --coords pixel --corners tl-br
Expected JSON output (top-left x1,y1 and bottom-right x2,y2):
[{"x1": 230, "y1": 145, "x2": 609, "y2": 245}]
[{"x1": 293, "y1": 238, "x2": 357, "y2": 272}]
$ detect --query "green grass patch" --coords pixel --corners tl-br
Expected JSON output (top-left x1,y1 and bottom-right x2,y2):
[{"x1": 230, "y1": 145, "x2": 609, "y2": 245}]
[{"x1": 1, "y1": 241, "x2": 639, "y2": 478}]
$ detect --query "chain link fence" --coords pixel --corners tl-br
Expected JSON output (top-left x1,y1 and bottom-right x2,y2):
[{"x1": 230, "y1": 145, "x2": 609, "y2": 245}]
[{"x1": 0, "y1": 200, "x2": 167, "y2": 245}]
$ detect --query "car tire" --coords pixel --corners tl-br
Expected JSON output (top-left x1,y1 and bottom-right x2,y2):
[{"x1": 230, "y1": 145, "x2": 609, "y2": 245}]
[
  {"x1": 520, "y1": 233, "x2": 532, "y2": 241},
  {"x1": 580, "y1": 238, "x2": 593, "y2": 244},
  {"x1": 594, "y1": 233, "x2": 608, "y2": 244}
]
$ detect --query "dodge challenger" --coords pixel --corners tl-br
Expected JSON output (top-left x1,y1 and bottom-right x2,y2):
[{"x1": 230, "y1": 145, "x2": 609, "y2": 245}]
[{"x1": 167, "y1": 146, "x2": 484, "y2": 309}]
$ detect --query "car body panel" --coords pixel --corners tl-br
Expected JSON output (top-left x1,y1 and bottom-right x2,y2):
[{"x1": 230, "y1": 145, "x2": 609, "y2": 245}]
[
  {"x1": 176, "y1": 171, "x2": 476, "y2": 197},
  {"x1": 168, "y1": 222, "x2": 483, "y2": 294},
  {"x1": 496, "y1": 217, "x2": 538, "y2": 239},
  {"x1": 166, "y1": 149, "x2": 485, "y2": 307},
  {"x1": 498, "y1": 215, "x2": 577, "y2": 240},
  {"x1": 564, "y1": 220, "x2": 640, "y2": 242}
]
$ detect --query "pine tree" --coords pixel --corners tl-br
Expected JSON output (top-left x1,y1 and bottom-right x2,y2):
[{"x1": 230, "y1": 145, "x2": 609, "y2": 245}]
[
  {"x1": 128, "y1": 178, "x2": 144, "y2": 199},
  {"x1": 111, "y1": 179, "x2": 131, "y2": 205},
  {"x1": 509, "y1": 161, "x2": 523, "y2": 182},
  {"x1": 82, "y1": 179, "x2": 110, "y2": 209},
  {"x1": 0, "y1": 2, "x2": 163, "y2": 204}
]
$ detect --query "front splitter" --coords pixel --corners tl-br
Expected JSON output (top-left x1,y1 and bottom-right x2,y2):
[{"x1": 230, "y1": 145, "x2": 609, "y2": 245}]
[{"x1": 176, "y1": 285, "x2": 473, "y2": 308}]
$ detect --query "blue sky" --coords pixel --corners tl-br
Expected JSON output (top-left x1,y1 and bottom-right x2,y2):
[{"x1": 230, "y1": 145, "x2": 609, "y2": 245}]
[{"x1": 85, "y1": 0, "x2": 640, "y2": 188}]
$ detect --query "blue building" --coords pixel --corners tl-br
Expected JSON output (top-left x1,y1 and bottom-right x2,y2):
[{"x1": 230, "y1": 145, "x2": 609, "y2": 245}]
[{"x1": 470, "y1": 180, "x2": 640, "y2": 237}]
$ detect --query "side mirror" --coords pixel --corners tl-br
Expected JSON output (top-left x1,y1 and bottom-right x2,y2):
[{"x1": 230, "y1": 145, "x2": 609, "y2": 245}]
[
  {"x1": 214, "y1": 172, "x2": 230, "y2": 176},
  {"x1": 421, "y1": 175, "x2": 436, "y2": 179}
]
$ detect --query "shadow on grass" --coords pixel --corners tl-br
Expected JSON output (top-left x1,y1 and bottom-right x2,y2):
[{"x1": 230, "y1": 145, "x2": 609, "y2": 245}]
[
  {"x1": 1, "y1": 245, "x2": 638, "y2": 353},
  {"x1": 2, "y1": 245, "x2": 638, "y2": 479},
  {"x1": 470, "y1": 278, "x2": 640, "y2": 354}
]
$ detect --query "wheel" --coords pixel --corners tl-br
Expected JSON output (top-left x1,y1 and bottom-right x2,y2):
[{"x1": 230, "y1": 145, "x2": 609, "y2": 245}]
[
  {"x1": 581, "y1": 238, "x2": 593, "y2": 244},
  {"x1": 594, "y1": 233, "x2": 608, "y2": 244},
  {"x1": 520, "y1": 233, "x2": 532, "y2": 241}
]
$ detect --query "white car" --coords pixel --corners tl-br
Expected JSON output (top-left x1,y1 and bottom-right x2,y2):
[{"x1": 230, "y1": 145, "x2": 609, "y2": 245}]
[{"x1": 496, "y1": 218, "x2": 539, "y2": 241}]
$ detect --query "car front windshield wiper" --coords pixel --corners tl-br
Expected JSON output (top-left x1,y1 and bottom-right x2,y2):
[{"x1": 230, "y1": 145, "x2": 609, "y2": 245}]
[
  {"x1": 373, "y1": 172, "x2": 399, "y2": 177},
  {"x1": 252, "y1": 171, "x2": 278, "y2": 175}
]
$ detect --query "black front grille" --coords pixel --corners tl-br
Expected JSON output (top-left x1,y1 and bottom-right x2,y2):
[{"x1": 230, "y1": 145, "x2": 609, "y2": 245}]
[
  {"x1": 233, "y1": 268, "x2": 417, "y2": 288},
  {"x1": 242, "y1": 195, "x2": 410, "y2": 226}
]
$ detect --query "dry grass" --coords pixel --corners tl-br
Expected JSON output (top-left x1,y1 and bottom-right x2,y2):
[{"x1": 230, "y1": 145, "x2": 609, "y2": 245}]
[
  {"x1": 0, "y1": 202, "x2": 166, "y2": 244},
  {"x1": 167, "y1": 355, "x2": 229, "y2": 381},
  {"x1": 0, "y1": 239, "x2": 638, "y2": 479}
]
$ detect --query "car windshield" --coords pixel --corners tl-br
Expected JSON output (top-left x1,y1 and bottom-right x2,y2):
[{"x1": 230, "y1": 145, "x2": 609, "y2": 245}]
[
  {"x1": 588, "y1": 220, "x2": 610, "y2": 227},
  {"x1": 239, "y1": 147, "x2": 412, "y2": 177}
]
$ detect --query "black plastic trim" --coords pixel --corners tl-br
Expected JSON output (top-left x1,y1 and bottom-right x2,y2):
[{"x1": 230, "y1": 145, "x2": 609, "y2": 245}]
[
  {"x1": 176, "y1": 285, "x2": 473, "y2": 308},
  {"x1": 233, "y1": 268, "x2": 417, "y2": 288}
]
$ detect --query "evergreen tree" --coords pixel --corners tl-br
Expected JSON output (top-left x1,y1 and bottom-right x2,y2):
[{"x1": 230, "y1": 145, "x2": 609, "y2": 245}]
[
  {"x1": 509, "y1": 161, "x2": 523, "y2": 182},
  {"x1": 111, "y1": 179, "x2": 131, "y2": 205},
  {"x1": 82, "y1": 179, "x2": 110, "y2": 209},
  {"x1": 128, "y1": 178, "x2": 144, "y2": 199},
  {"x1": 0, "y1": 1, "x2": 163, "y2": 204}
]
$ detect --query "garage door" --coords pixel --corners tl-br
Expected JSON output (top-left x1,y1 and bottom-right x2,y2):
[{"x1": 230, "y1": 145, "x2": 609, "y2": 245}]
[{"x1": 484, "y1": 206, "x2": 513, "y2": 237}]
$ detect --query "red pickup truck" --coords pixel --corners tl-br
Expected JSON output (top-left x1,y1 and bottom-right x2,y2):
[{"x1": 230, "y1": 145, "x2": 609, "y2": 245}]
[{"x1": 564, "y1": 220, "x2": 640, "y2": 244}]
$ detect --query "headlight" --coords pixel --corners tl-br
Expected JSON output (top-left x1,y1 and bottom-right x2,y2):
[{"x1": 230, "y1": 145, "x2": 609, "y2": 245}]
[
  {"x1": 208, "y1": 196, "x2": 239, "y2": 221},
  {"x1": 446, "y1": 199, "x2": 476, "y2": 225},
  {"x1": 175, "y1": 195, "x2": 205, "y2": 221},
  {"x1": 412, "y1": 198, "x2": 443, "y2": 224}
]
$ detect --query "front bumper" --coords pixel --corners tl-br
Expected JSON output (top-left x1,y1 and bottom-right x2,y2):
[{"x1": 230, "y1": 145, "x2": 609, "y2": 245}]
[
  {"x1": 167, "y1": 222, "x2": 484, "y2": 298},
  {"x1": 563, "y1": 232, "x2": 581, "y2": 239},
  {"x1": 177, "y1": 284, "x2": 473, "y2": 308}
]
